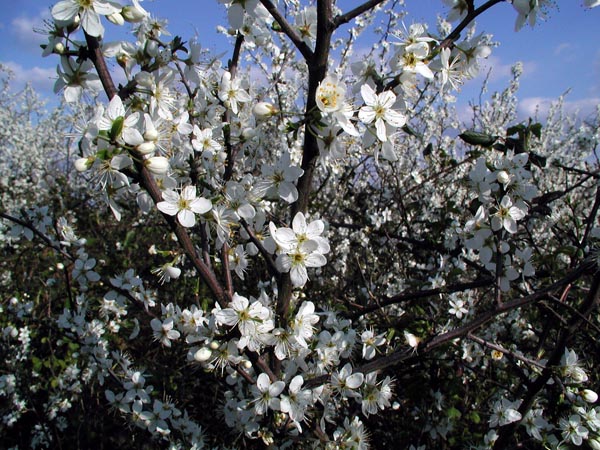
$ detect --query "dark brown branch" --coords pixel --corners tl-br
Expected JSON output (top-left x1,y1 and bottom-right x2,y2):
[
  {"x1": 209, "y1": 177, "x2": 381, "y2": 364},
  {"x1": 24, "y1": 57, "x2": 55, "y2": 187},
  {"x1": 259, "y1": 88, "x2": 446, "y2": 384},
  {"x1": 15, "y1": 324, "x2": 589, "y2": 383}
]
[
  {"x1": 347, "y1": 277, "x2": 494, "y2": 319},
  {"x1": 0, "y1": 211, "x2": 74, "y2": 262},
  {"x1": 438, "y1": 0, "x2": 506, "y2": 49},
  {"x1": 240, "y1": 219, "x2": 279, "y2": 277},
  {"x1": 305, "y1": 259, "x2": 595, "y2": 389},
  {"x1": 258, "y1": 0, "x2": 314, "y2": 61},
  {"x1": 493, "y1": 270, "x2": 600, "y2": 449},
  {"x1": 83, "y1": 32, "x2": 229, "y2": 307},
  {"x1": 84, "y1": 33, "x2": 117, "y2": 100},
  {"x1": 333, "y1": 0, "x2": 388, "y2": 28}
]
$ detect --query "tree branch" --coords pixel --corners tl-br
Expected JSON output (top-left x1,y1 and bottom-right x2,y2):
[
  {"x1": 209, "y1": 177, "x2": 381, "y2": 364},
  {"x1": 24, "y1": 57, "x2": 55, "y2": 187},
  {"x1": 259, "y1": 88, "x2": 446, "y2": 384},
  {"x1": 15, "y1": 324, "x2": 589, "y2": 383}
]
[
  {"x1": 258, "y1": 0, "x2": 314, "y2": 61},
  {"x1": 83, "y1": 31, "x2": 229, "y2": 307},
  {"x1": 333, "y1": 0, "x2": 388, "y2": 28}
]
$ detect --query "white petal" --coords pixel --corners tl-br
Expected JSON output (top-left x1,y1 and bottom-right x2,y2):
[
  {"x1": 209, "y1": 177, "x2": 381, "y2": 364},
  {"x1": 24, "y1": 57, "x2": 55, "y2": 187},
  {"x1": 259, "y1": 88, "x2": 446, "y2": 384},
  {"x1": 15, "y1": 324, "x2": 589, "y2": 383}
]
[
  {"x1": 178, "y1": 209, "x2": 196, "y2": 228},
  {"x1": 304, "y1": 252, "x2": 326, "y2": 268},
  {"x1": 375, "y1": 118, "x2": 387, "y2": 142},
  {"x1": 156, "y1": 201, "x2": 178, "y2": 216},
  {"x1": 256, "y1": 373, "x2": 270, "y2": 392},
  {"x1": 290, "y1": 264, "x2": 308, "y2": 287},
  {"x1": 51, "y1": 1, "x2": 79, "y2": 21},
  {"x1": 190, "y1": 197, "x2": 212, "y2": 215},
  {"x1": 292, "y1": 212, "x2": 307, "y2": 234},
  {"x1": 107, "y1": 95, "x2": 125, "y2": 119},
  {"x1": 80, "y1": 9, "x2": 104, "y2": 37},
  {"x1": 360, "y1": 83, "x2": 377, "y2": 106},
  {"x1": 346, "y1": 372, "x2": 364, "y2": 389},
  {"x1": 181, "y1": 185, "x2": 197, "y2": 201},
  {"x1": 384, "y1": 110, "x2": 406, "y2": 128}
]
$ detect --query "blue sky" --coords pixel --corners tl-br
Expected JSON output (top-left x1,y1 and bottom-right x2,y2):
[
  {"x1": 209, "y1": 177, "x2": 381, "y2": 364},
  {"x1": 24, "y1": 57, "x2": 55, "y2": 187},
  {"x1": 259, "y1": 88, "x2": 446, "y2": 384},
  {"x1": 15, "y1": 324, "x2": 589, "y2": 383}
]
[{"x1": 1, "y1": 0, "x2": 598, "y2": 119}]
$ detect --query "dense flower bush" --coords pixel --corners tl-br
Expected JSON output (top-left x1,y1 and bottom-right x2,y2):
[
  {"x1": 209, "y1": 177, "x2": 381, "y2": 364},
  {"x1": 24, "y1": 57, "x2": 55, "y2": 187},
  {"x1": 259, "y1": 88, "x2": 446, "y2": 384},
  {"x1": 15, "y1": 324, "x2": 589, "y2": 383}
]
[{"x1": 1, "y1": 1, "x2": 600, "y2": 448}]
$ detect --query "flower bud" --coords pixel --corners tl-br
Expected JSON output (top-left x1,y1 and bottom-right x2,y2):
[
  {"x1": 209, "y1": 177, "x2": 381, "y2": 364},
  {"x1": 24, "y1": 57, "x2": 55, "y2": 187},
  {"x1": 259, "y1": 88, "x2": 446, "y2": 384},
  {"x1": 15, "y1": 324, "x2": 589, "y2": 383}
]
[
  {"x1": 164, "y1": 264, "x2": 181, "y2": 280},
  {"x1": 589, "y1": 438, "x2": 600, "y2": 450},
  {"x1": 581, "y1": 389, "x2": 598, "y2": 403},
  {"x1": 253, "y1": 101, "x2": 278, "y2": 118},
  {"x1": 571, "y1": 367, "x2": 589, "y2": 383},
  {"x1": 117, "y1": 54, "x2": 130, "y2": 70},
  {"x1": 242, "y1": 359, "x2": 252, "y2": 369},
  {"x1": 194, "y1": 347, "x2": 212, "y2": 362},
  {"x1": 54, "y1": 42, "x2": 65, "y2": 54},
  {"x1": 241, "y1": 127, "x2": 255, "y2": 140},
  {"x1": 497, "y1": 170, "x2": 511, "y2": 185},
  {"x1": 145, "y1": 156, "x2": 169, "y2": 175},
  {"x1": 74, "y1": 157, "x2": 93, "y2": 172},
  {"x1": 62, "y1": 14, "x2": 80, "y2": 34},
  {"x1": 122, "y1": 0, "x2": 148, "y2": 23},
  {"x1": 106, "y1": 12, "x2": 125, "y2": 26},
  {"x1": 209, "y1": 340, "x2": 220, "y2": 350},
  {"x1": 143, "y1": 128, "x2": 159, "y2": 142},
  {"x1": 145, "y1": 40, "x2": 159, "y2": 58},
  {"x1": 136, "y1": 141, "x2": 156, "y2": 155}
]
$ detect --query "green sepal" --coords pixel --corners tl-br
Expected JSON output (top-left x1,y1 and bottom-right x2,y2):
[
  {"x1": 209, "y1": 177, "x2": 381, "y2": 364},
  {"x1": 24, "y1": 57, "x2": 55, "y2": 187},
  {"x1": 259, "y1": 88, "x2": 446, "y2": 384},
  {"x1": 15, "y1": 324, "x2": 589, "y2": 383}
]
[
  {"x1": 109, "y1": 116, "x2": 125, "y2": 142},
  {"x1": 459, "y1": 131, "x2": 497, "y2": 147}
]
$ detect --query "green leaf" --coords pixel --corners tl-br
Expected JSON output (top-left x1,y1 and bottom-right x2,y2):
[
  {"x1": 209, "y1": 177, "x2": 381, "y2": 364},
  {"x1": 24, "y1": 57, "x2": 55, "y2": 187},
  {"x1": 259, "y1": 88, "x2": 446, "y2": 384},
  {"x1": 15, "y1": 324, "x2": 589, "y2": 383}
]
[
  {"x1": 423, "y1": 142, "x2": 433, "y2": 156},
  {"x1": 402, "y1": 124, "x2": 422, "y2": 139},
  {"x1": 529, "y1": 151, "x2": 547, "y2": 168},
  {"x1": 109, "y1": 116, "x2": 124, "y2": 142},
  {"x1": 447, "y1": 407, "x2": 462, "y2": 420},
  {"x1": 506, "y1": 124, "x2": 525, "y2": 136},
  {"x1": 469, "y1": 411, "x2": 481, "y2": 424},
  {"x1": 530, "y1": 122, "x2": 542, "y2": 138},
  {"x1": 271, "y1": 21, "x2": 282, "y2": 32},
  {"x1": 459, "y1": 131, "x2": 497, "y2": 147},
  {"x1": 31, "y1": 356, "x2": 42, "y2": 372}
]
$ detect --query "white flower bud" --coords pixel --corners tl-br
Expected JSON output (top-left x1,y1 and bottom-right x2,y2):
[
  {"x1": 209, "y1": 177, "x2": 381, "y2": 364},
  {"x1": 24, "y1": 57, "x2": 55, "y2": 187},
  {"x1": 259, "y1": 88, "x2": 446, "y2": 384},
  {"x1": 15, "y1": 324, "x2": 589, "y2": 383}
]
[
  {"x1": 54, "y1": 42, "x2": 65, "y2": 54},
  {"x1": 122, "y1": 7, "x2": 146, "y2": 23},
  {"x1": 145, "y1": 40, "x2": 159, "y2": 57},
  {"x1": 145, "y1": 156, "x2": 169, "y2": 175},
  {"x1": 242, "y1": 359, "x2": 252, "y2": 369},
  {"x1": 589, "y1": 438, "x2": 600, "y2": 450},
  {"x1": 497, "y1": 170, "x2": 511, "y2": 185},
  {"x1": 209, "y1": 340, "x2": 220, "y2": 350},
  {"x1": 572, "y1": 367, "x2": 589, "y2": 383},
  {"x1": 241, "y1": 127, "x2": 255, "y2": 140},
  {"x1": 194, "y1": 347, "x2": 212, "y2": 362},
  {"x1": 117, "y1": 54, "x2": 130, "y2": 69},
  {"x1": 164, "y1": 265, "x2": 181, "y2": 280},
  {"x1": 56, "y1": 263, "x2": 65, "y2": 270},
  {"x1": 122, "y1": 0, "x2": 148, "y2": 23},
  {"x1": 253, "y1": 101, "x2": 278, "y2": 118},
  {"x1": 74, "y1": 157, "x2": 93, "y2": 172},
  {"x1": 106, "y1": 12, "x2": 125, "y2": 26},
  {"x1": 136, "y1": 141, "x2": 156, "y2": 155},
  {"x1": 143, "y1": 128, "x2": 159, "y2": 142},
  {"x1": 581, "y1": 389, "x2": 598, "y2": 403}
]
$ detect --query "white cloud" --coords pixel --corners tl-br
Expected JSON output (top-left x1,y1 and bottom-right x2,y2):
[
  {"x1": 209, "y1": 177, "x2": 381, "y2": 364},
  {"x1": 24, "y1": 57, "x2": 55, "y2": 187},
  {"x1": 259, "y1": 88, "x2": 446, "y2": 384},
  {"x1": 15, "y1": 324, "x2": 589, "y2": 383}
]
[
  {"x1": 11, "y1": 10, "x2": 51, "y2": 53},
  {"x1": 474, "y1": 55, "x2": 537, "y2": 84},
  {"x1": 1, "y1": 61, "x2": 56, "y2": 94},
  {"x1": 518, "y1": 96, "x2": 600, "y2": 120},
  {"x1": 554, "y1": 43, "x2": 573, "y2": 56}
]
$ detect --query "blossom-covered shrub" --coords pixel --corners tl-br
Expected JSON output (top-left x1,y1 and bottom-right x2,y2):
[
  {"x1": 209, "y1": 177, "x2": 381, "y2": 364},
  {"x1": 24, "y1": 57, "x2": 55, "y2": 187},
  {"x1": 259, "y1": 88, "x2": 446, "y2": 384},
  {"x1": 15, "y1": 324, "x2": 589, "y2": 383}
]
[{"x1": 1, "y1": 1, "x2": 600, "y2": 449}]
